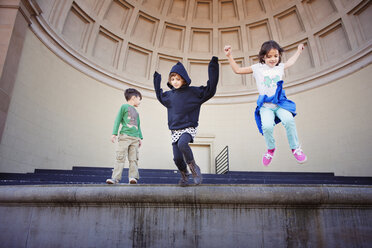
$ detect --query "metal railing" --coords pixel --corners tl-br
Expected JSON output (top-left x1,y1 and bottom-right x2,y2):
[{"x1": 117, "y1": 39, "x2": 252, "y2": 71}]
[{"x1": 215, "y1": 146, "x2": 229, "y2": 174}]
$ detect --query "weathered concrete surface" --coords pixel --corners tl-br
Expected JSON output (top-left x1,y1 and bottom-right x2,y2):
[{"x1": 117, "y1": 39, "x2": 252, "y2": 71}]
[{"x1": 0, "y1": 185, "x2": 371, "y2": 248}]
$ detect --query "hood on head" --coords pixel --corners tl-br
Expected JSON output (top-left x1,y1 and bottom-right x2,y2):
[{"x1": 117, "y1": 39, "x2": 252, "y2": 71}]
[{"x1": 167, "y1": 62, "x2": 191, "y2": 89}]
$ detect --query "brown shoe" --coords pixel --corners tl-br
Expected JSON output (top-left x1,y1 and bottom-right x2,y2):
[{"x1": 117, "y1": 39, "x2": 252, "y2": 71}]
[
  {"x1": 178, "y1": 170, "x2": 190, "y2": 187},
  {"x1": 188, "y1": 160, "x2": 203, "y2": 185}
]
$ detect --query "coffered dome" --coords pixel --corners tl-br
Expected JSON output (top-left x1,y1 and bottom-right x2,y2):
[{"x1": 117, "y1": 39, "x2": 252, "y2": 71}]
[{"x1": 33, "y1": 0, "x2": 371, "y2": 103}]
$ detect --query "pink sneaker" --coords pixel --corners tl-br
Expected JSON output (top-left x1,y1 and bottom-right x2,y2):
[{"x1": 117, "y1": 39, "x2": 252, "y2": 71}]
[
  {"x1": 262, "y1": 149, "x2": 275, "y2": 166},
  {"x1": 292, "y1": 147, "x2": 307, "y2": 164}
]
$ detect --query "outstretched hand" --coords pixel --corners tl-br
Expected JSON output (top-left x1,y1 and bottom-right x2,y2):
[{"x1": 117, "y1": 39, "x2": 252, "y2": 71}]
[
  {"x1": 298, "y1": 43, "x2": 305, "y2": 52},
  {"x1": 224, "y1": 45, "x2": 232, "y2": 57},
  {"x1": 153, "y1": 71, "x2": 162, "y2": 87},
  {"x1": 284, "y1": 43, "x2": 305, "y2": 69},
  {"x1": 153, "y1": 71, "x2": 161, "y2": 78}
]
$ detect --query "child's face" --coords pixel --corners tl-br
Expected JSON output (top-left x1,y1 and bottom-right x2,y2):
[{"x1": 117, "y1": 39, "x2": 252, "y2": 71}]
[
  {"x1": 131, "y1": 96, "x2": 141, "y2": 107},
  {"x1": 170, "y1": 74, "x2": 184, "y2": 89},
  {"x1": 264, "y1": 49, "x2": 280, "y2": 68}
]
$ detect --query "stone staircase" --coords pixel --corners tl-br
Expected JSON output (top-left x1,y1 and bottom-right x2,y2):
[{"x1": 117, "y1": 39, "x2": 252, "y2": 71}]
[{"x1": 1, "y1": 166, "x2": 371, "y2": 185}]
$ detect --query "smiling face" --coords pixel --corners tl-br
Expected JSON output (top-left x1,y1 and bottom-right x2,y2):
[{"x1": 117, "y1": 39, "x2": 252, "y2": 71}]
[
  {"x1": 170, "y1": 73, "x2": 185, "y2": 89},
  {"x1": 264, "y1": 49, "x2": 280, "y2": 68}
]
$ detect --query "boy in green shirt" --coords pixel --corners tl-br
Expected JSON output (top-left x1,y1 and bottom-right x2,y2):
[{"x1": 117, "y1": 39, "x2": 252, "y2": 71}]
[{"x1": 106, "y1": 88, "x2": 143, "y2": 184}]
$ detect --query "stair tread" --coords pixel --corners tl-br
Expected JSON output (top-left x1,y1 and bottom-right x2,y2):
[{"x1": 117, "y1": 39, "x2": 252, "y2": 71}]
[{"x1": 0, "y1": 167, "x2": 371, "y2": 186}]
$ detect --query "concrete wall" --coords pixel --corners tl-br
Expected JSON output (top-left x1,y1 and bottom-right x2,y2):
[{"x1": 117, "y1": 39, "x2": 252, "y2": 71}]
[
  {"x1": 1, "y1": 185, "x2": 371, "y2": 247},
  {"x1": 0, "y1": 29, "x2": 371, "y2": 176}
]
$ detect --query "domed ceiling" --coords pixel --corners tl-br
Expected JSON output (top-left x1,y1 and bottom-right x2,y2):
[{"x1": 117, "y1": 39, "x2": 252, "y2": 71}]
[{"x1": 32, "y1": 0, "x2": 371, "y2": 103}]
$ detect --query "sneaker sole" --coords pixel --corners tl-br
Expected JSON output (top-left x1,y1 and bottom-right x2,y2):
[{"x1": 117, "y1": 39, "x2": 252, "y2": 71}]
[
  {"x1": 297, "y1": 157, "x2": 307, "y2": 164},
  {"x1": 262, "y1": 161, "x2": 271, "y2": 166}
]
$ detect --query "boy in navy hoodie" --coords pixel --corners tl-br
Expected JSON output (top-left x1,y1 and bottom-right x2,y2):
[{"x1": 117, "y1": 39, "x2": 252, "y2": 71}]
[{"x1": 153, "y1": 56, "x2": 219, "y2": 186}]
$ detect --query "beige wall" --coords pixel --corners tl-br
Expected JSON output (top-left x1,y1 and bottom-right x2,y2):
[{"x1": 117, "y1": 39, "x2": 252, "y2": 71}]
[
  {"x1": 0, "y1": 29, "x2": 371, "y2": 176},
  {"x1": 0, "y1": 29, "x2": 175, "y2": 173}
]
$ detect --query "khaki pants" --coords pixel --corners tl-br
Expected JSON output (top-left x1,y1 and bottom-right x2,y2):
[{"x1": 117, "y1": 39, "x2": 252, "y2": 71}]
[{"x1": 111, "y1": 134, "x2": 140, "y2": 181}]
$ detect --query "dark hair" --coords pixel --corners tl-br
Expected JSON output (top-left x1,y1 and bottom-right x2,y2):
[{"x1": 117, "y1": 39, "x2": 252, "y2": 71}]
[
  {"x1": 258, "y1": 40, "x2": 284, "y2": 65},
  {"x1": 124, "y1": 88, "x2": 142, "y2": 101},
  {"x1": 168, "y1": 72, "x2": 186, "y2": 84}
]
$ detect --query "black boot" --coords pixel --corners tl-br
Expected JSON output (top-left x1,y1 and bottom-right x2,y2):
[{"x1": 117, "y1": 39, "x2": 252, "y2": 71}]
[
  {"x1": 179, "y1": 170, "x2": 190, "y2": 187},
  {"x1": 188, "y1": 160, "x2": 203, "y2": 185}
]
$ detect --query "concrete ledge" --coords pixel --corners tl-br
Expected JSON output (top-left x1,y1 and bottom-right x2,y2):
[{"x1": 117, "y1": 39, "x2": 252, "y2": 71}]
[
  {"x1": 1, "y1": 184, "x2": 372, "y2": 206},
  {"x1": 1, "y1": 185, "x2": 372, "y2": 247}
]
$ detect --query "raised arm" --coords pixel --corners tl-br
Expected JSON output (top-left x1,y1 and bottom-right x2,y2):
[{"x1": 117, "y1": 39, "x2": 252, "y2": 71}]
[
  {"x1": 284, "y1": 44, "x2": 304, "y2": 69},
  {"x1": 199, "y1": 56, "x2": 219, "y2": 102},
  {"x1": 224, "y1": 45, "x2": 253, "y2": 74},
  {"x1": 153, "y1": 71, "x2": 169, "y2": 107}
]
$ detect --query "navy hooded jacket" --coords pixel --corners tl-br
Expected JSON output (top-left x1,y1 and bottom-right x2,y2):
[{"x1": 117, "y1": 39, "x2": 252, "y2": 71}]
[{"x1": 153, "y1": 56, "x2": 219, "y2": 130}]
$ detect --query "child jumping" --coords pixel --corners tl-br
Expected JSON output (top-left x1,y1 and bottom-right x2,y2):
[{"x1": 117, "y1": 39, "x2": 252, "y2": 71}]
[
  {"x1": 106, "y1": 88, "x2": 143, "y2": 184},
  {"x1": 224, "y1": 40, "x2": 307, "y2": 166},
  {"x1": 153, "y1": 56, "x2": 219, "y2": 186}
]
